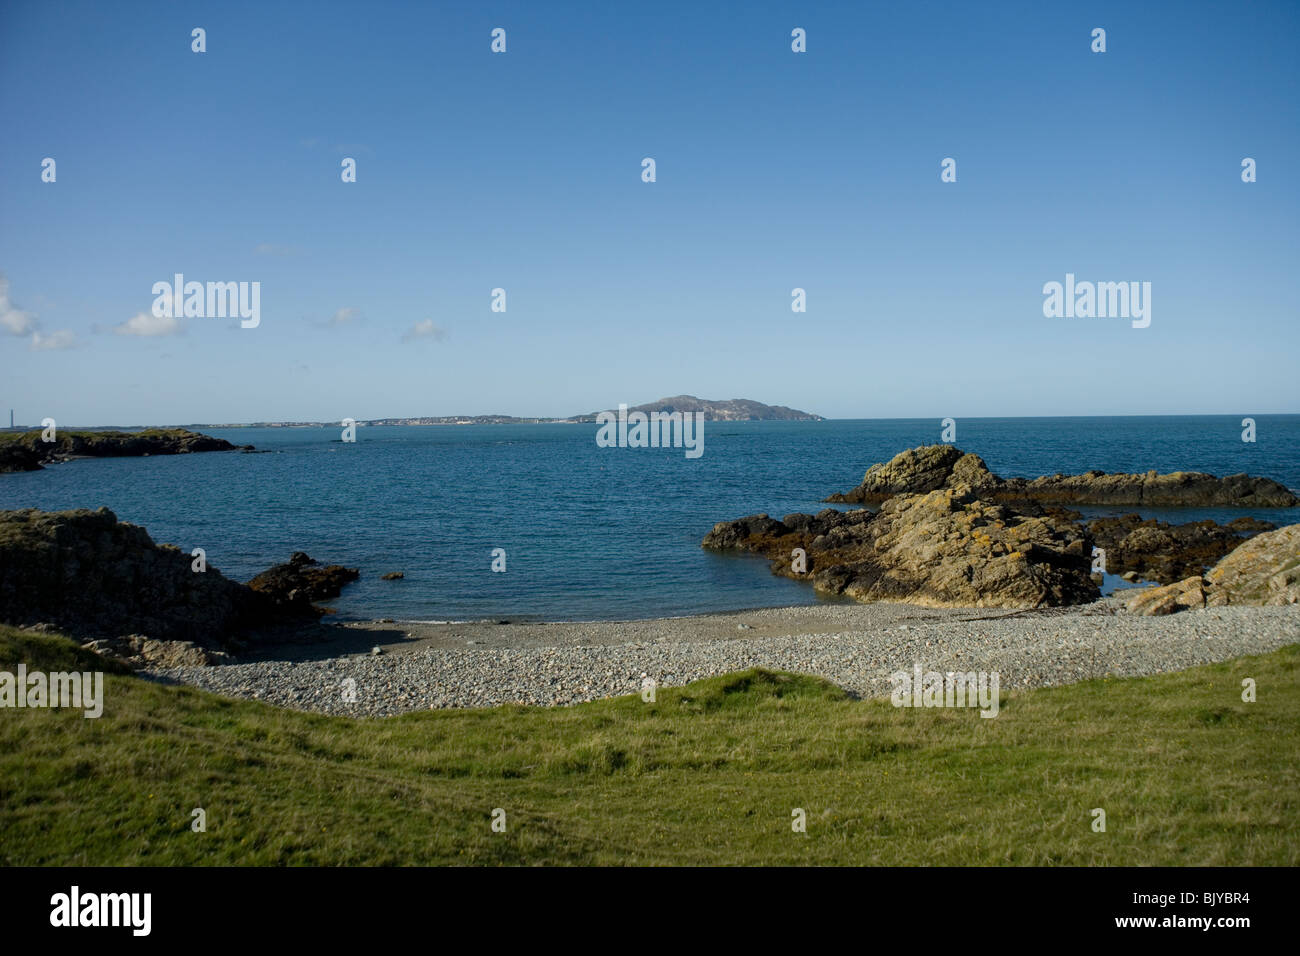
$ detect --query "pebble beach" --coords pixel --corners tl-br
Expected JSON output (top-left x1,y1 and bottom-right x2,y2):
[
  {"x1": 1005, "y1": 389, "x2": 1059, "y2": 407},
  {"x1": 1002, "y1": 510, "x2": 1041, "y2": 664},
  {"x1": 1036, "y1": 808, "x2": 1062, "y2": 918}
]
[{"x1": 146, "y1": 596, "x2": 1300, "y2": 716}]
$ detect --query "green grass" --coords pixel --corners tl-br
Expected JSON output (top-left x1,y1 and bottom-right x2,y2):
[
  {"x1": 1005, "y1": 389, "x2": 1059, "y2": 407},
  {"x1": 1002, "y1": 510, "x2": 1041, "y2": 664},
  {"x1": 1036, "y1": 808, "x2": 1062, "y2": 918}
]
[{"x1": 2, "y1": 625, "x2": 1297, "y2": 865}]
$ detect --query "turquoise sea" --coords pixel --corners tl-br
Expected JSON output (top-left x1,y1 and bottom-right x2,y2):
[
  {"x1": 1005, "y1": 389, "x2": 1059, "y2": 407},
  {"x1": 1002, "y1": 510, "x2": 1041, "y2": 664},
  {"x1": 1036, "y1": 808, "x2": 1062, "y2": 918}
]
[{"x1": 2, "y1": 416, "x2": 1297, "y2": 622}]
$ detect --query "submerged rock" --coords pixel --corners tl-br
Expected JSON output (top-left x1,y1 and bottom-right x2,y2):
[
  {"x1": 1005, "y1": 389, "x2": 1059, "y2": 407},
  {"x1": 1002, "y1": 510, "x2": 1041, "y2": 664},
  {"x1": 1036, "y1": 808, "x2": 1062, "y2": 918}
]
[{"x1": 827, "y1": 445, "x2": 1298, "y2": 508}]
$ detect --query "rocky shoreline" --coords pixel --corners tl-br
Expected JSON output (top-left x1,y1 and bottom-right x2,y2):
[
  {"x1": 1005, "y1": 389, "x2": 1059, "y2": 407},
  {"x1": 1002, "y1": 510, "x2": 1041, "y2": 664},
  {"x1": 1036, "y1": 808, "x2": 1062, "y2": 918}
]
[
  {"x1": 0, "y1": 427, "x2": 251, "y2": 473},
  {"x1": 2, "y1": 443, "x2": 1297, "y2": 712},
  {"x1": 706, "y1": 444, "x2": 1298, "y2": 611},
  {"x1": 704, "y1": 493, "x2": 1099, "y2": 609},
  {"x1": 0, "y1": 507, "x2": 359, "y2": 667},
  {"x1": 825, "y1": 444, "x2": 1298, "y2": 507}
]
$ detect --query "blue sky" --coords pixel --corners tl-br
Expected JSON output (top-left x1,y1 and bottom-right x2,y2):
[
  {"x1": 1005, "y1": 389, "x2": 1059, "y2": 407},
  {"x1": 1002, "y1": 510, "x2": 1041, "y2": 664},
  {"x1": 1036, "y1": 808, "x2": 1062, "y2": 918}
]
[{"x1": 1, "y1": 0, "x2": 1297, "y2": 424}]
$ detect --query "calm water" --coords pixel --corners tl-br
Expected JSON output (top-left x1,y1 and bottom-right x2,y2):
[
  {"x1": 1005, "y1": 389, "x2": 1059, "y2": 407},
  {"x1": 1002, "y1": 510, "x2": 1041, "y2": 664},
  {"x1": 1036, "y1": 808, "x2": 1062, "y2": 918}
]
[{"x1": 3, "y1": 416, "x2": 1297, "y2": 622}]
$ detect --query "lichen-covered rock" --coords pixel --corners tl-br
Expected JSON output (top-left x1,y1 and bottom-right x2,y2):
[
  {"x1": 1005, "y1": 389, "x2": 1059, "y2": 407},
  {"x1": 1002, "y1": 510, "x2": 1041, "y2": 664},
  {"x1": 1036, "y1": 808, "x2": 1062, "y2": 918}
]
[
  {"x1": 705, "y1": 489, "x2": 1098, "y2": 609},
  {"x1": 1125, "y1": 576, "x2": 1208, "y2": 616},
  {"x1": 825, "y1": 446, "x2": 1000, "y2": 503},
  {"x1": 1125, "y1": 523, "x2": 1300, "y2": 614},
  {"x1": 1204, "y1": 524, "x2": 1300, "y2": 607}
]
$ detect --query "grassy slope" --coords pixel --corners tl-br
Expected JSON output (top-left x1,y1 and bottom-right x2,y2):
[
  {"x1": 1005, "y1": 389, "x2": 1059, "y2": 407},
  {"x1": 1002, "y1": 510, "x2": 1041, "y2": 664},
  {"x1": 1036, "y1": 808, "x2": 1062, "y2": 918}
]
[{"x1": 1, "y1": 626, "x2": 1296, "y2": 865}]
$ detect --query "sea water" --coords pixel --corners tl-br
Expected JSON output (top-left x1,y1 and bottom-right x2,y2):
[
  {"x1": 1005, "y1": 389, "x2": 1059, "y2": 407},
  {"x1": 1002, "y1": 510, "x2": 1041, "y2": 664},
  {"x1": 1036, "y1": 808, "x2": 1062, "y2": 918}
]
[{"x1": 2, "y1": 416, "x2": 1296, "y2": 622}]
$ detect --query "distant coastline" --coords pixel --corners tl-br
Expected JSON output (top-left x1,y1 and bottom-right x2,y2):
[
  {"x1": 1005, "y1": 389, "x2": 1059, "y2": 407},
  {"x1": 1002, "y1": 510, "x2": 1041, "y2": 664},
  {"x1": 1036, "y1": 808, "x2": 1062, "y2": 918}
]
[
  {"x1": 125, "y1": 395, "x2": 824, "y2": 429},
  {"x1": 5, "y1": 410, "x2": 1298, "y2": 433}
]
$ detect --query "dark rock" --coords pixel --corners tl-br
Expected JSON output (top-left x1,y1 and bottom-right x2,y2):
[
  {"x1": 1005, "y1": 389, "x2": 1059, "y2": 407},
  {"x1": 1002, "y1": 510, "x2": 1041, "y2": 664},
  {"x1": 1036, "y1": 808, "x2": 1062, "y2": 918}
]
[
  {"x1": 380, "y1": 571, "x2": 405, "y2": 580},
  {"x1": 0, "y1": 507, "x2": 262, "y2": 649},
  {"x1": 702, "y1": 513, "x2": 788, "y2": 550},
  {"x1": 0, "y1": 508, "x2": 357, "y2": 658},
  {"x1": 247, "y1": 552, "x2": 360, "y2": 613},
  {"x1": 0, "y1": 428, "x2": 252, "y2": 473},
  {"x1": 1088, "y1": 514, "x2": 1276, "y2": 584}
]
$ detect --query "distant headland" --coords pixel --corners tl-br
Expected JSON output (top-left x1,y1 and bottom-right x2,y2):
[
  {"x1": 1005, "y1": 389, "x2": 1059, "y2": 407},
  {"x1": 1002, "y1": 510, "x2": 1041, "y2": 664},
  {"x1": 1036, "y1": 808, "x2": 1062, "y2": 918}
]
[
  {"x1": 178, "y1": 395, "x2": 825, "y2": 428},
  {"x1": 0, "y1": 428, "x2": 251, "y2": 473}
]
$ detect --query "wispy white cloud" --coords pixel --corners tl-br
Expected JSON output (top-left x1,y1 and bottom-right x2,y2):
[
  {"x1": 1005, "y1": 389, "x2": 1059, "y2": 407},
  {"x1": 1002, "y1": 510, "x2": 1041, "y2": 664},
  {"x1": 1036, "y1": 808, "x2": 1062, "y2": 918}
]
[
  {"x1": 401, "y1": 319, "x2": 447, "y2": 343},
  {"x1": 0, "y1": 277, "x2": 36, "y2": 336},
  {"x1": 2, "y1": 275, "x2": 77, "y2": 350},
  {"x1": 329, "y1": 307, "x2": 359, "y2": 327},
  {"x1": 30, "y1": 329, "x2": 77, "y2": 351},
  {"x1": 114, "y1": 311, "x2": 182, "y2": 337}
]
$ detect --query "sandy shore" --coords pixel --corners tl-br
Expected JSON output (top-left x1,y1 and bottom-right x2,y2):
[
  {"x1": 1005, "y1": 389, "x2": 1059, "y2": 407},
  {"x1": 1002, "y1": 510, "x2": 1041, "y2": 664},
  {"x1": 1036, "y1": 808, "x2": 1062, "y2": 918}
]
[{"x1": 145, "y1": 596, "x2": 1300, "y2": 716}]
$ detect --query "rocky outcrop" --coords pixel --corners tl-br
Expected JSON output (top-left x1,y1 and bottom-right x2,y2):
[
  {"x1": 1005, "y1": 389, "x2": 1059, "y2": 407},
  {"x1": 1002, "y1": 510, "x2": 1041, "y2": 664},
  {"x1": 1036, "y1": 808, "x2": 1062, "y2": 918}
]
[
  {"x1": 1203, "y1": 524, "x2": 1300, "y2": 606},
  {"x1": 1002, "y1": 470, "x2": 1297, "y2": 508},
  {"x1": 0, "y1": 508, "x2": 357, "y2": 660},
  {"x1": 823, "y1": 445, "x2": 997, "y2": 503},
  {"x1": 0, "y1": 428, "x2": 252, "y2": 473},
  {"x1": 827, "y1": 445, "x2": 1298, "y2": 508},
  {"x1": 1125, "y1": 576, "x2": 1209, "y2": 615},
  {"x1": 80, "y1": 635, "x2": 234, "y2": 668},
  {"x1": 1126, "y1": 523, "x2": 1300, "y2": 614},
  {"x1": 0, "y1": 508, "x2": 259, "y2": 646},
  {"x1": 710, "y1": 443, "x2": 1294, "y2": 610},
  {"x1": 704, "y1": 489, "x2": 1098, "y2": 609},
  {"x1": 247, "y1": 552, "x2": 361, "y2": 615},
  {"x1": 1087, "y1": 514, "x2": 1275, "y2": 584}
]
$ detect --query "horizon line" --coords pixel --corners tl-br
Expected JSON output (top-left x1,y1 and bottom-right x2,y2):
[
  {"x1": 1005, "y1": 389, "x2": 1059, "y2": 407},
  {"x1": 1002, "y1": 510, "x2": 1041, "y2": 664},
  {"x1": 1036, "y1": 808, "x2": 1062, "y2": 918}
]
[{"x1": 4, "y1": 411, "x2": 1299, "y2": 431}]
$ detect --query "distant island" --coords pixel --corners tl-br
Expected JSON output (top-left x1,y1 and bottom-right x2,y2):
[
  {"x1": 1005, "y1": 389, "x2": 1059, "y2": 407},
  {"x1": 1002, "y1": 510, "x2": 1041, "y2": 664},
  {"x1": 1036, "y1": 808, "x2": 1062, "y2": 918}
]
[
  {"x1": 575, "y1": 396, "x2": 824, "y2": 423},
  {"x1": 181, "y1": 395, "x2": 825, "y2": 428}
]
